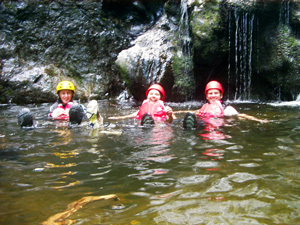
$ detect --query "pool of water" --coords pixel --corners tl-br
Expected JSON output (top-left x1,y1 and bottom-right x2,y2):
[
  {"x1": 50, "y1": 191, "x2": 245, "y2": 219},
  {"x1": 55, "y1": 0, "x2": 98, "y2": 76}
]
[{"x1": 1, "y1": 101, "x2": 300, "y2": 224}]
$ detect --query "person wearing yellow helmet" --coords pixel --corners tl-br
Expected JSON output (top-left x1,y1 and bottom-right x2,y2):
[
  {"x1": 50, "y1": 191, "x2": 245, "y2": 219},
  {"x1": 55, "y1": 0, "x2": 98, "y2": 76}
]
[
  {"x1": 50, "y1": 81, "x2": 75, "y2": 118},
  {"x1": 18, "y1": 80, "x2": 79, "y2": 128},
  {"x1": 50, "y1": 81, "x2": 103, "y2": 127},
  {"x1": 18, "y1": 80, "x2": 102, "y2": 128},
  {"x1": 49, "y1": 81, "x2": 76, "y2": 120}
]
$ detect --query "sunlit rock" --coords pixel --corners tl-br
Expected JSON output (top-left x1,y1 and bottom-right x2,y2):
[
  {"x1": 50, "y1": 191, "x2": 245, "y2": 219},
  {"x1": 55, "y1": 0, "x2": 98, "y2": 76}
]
[{"x1": 116, "y1": 15, "x2": 176, "y2": 101}]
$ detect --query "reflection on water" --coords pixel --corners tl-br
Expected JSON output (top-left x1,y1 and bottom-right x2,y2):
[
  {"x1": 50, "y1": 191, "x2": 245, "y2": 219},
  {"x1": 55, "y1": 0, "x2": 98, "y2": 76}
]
[
  {"x1": 198, "y1": 117, "x2": 226, "y2": 140},
  {"x1": 1, "y1": 101, "x2": 300, "y2": 224}
]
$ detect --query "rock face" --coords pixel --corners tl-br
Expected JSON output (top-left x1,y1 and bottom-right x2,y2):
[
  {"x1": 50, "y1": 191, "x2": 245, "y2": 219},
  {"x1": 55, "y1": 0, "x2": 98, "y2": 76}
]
[
  {"x1": 193, "y1": 0, "x2": 300, "y2": 101},
  {"x1": 1, "y1": 0, "x2": 300, "y2": 103},
  {"x1": 0, "y1": 0, "x2": 166, "y2": 103},
  {"x1": 116, "y1": 16, "x2": 175, "y2": 101},
  {"x1": 116, "y1": 0, "x2": 195, "y2": 102},
  {"x1": 116, "y1": 13, "x2": 194, "y2": 102}
]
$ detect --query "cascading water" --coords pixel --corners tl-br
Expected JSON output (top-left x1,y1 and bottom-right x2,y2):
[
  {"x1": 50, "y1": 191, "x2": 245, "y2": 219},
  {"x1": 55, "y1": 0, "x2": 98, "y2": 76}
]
[
  {"x1": 228, "y1": 6, "x2": 255, "y2": 100},
  {"x1": 277, "y1": 0, "x2": 292, "y2": 100},
  {"x1": 228, "y1": 1, "x2": 292, "y2": 101},
  {"x1": 175, "y1": 0, "x2": 194, "y2": 100},
  {"x1": 179, "y1": 0, "x2": 191, "y2": 57},
  {"x1": 280, "y1": 0, "x2": 290, "y2": 26},
  {"x1": 296, "y1": 93, "x2": 300, "y2": 102},
  {"x1": 227, "y1": 10, "x2": 231, "y2": 100},
  {"x1": 275, "y1": 0, "x2": 292, "y2": 100}
]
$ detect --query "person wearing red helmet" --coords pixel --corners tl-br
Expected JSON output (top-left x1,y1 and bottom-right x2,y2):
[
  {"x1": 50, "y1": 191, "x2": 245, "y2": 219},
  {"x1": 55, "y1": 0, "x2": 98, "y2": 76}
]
[
  {"x1": 109, "y1": 84, "x2": 175, "y2": 124},
  {"x1": 182, "y1": 80, "x2": 232, "y2": 130},
  {"x1": 136, "y1": 84, "x2": 170, "y2": 122},
  {"x1": 181, "y1": 80, "x2": 268, "y2": 129},
  {"x1": 197, "y1": 80, "x2": 227, "y2": 117}
]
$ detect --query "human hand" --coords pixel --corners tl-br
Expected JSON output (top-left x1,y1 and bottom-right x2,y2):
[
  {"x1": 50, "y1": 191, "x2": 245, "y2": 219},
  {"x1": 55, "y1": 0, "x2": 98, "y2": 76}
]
[
  {"x1": 165, "y1": 106, "x2": 173, "y2": 116},
  {"x1": 51, "y1": 108, "x2": 66, "y2": 118}
]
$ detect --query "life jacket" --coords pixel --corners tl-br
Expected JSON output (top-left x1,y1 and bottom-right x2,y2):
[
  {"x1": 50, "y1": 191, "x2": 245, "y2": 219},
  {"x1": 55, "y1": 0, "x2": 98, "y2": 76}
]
[
  {"x1": 49, "y1": 101, "x2": 73, "y2": 120},
  {"x1": 197, "y1": 101, "x2": 224, "y2": 118},
  {"x1": 136, "y1": 100, "x2": 167, "y2": 121}
]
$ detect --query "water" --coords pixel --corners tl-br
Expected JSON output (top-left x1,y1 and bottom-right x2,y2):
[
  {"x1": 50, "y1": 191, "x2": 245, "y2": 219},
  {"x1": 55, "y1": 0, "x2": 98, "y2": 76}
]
[
  {"x1": 228, "y1": 1, "x2": 293, "y2": 101},
  {"x1": 179, "y1": 0, "x2": 191, "y2": 56},
  {"x1": 280, "y1": 0, "x2": 290, "y2": 26},
  {"x1": 1, "y1": 101, "x2": 300, "y2": 224},
  {"x1": 228, "y1": 7, "x2": 255, "y2": 101}
]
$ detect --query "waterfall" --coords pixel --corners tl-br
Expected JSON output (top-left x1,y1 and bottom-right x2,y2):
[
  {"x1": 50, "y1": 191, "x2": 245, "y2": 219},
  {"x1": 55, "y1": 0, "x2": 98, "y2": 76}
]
[
  {"x1": 280, "y1": 0, "x2": 290, "y2": 26},
  {"x1": 296, "y1": 93, "x2": 300, "y2": 102},
  {"x1": 227, "y1": 10, "x2": 231, "y2": 100},
  {"x1": 277, "y1": 0, "x2": 290, "y2": 100},
  {"x1": 234, "y1": 8, "x2": 239, "y2": 100},
  {"x1": 176, "y1": 0, "x2": 194, "y2": 99},
  {"x1": 248, "y1": 14, "x2": 254, "y2": 100},
  {"x1": 228, "y1": 7, "x2": 255, "y2": 100},
  {"x1": 179, "y1": 0, "x2": 191, "y2": 56}
]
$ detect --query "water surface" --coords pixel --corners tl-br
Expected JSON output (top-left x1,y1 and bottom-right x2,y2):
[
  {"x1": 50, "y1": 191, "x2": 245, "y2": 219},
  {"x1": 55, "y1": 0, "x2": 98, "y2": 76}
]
[{"x1": 1, "y1": 101, "x2": 300, "y2": 224}]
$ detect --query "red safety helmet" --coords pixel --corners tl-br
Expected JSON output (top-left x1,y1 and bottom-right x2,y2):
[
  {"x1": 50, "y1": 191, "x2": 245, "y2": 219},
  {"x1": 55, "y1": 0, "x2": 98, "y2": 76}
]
[
  {"x1": 205, "y1": 81, "x2": 223, "y2": 95},
  {"x1": 146, "y1": 84, "x2": 165, "y2": 101}
]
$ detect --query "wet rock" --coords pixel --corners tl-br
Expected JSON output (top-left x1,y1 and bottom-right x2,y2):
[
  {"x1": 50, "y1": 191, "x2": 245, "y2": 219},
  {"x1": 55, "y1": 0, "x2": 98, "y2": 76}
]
[
  {"x1": 0, "y1": 0, "x2": 165, "y2": 103},
  {"x1": 1, "y1": 0, "x2": 300, "y2": 103},
  {"x1": 116, "y1": 15, "x2": 177, "y2": 101}
]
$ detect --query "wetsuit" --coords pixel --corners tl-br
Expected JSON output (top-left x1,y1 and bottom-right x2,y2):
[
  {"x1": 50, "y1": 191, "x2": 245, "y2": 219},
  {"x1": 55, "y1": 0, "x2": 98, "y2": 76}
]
[{"x1": 136, "y1": 100, "x2": 167, "y2": 122}]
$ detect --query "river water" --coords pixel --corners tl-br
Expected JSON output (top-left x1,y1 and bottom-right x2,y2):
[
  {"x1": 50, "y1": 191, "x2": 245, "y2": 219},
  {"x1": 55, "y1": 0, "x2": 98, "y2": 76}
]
[{"x1": 1, "y1": 100, "x2": 300, "y2": 224}]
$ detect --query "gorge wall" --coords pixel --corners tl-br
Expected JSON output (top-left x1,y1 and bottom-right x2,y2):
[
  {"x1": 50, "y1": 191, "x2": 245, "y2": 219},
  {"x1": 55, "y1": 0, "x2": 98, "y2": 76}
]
[{"x1": 1, "y1": 0, "x2": 299, "y2": 104}]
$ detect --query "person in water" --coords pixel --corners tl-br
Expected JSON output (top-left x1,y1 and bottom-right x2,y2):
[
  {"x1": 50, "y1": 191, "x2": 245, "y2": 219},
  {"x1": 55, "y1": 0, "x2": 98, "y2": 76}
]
[
  {"x1": 109, "y1": 84, "x2": 175, "y2": 125},
  {"x1": 18, "y1": 81, "x2": 102, "y2": 128},
  {"x1": 181, "y1": 80, "x2": 268, "y2": 129},
  {"x1": 49, "y1": 80, "x2": 80, "y2": 120}
]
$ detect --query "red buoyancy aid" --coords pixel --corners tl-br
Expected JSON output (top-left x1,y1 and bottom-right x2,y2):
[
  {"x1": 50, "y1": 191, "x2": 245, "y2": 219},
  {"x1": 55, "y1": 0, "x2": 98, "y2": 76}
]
[
  {"x1": 197, "y1": 101, "x2": 224, "y2": 118},
  {"x1": 49, "y1": 102, "x2": 73, "y2": 120},
  {"x1": 136, "y1": 100, "x2": 167, "y2": 121}
]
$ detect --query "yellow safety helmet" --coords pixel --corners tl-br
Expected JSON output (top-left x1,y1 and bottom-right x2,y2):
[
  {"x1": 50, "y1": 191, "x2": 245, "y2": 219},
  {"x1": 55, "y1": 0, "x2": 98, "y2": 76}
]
[{"x1": 56, "y1": 81, "x2": 75, "y2": 93}]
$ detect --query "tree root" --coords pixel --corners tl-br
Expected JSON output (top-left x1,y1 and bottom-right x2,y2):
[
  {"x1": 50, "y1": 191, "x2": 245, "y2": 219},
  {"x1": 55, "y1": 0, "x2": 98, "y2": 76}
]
[{"x1": 42, "y1": 194, "x2": 119, "y2": 225}]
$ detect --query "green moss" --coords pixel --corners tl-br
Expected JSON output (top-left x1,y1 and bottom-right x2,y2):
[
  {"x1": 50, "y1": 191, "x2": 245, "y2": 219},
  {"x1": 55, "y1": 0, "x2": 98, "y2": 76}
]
[
  {"x1": 258, "y1": 24, "x2": 300, "y2": 100},
  {"x1": 2, "y1": 1, "x2": 14, "y2": 10},
  {"x1": 117, "y1": 63, "x2": 130, "y2": 85},
  {"x1": 190, "y1": 0, "x2": 226, "y2": 60},
  {"x1": 44, "y1": 65, "x2": 57, "y2": 77},
  {"x1": 172, "y1": 53, "x2": 195, "y2": 97}
]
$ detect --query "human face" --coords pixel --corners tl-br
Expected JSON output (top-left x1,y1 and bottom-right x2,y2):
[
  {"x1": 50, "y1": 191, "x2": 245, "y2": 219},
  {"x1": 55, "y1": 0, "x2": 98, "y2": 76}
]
[
  {"x1": 58, "y1": 90, "x2": 73, "y2": 105},
  {"x1": 206, "y1": 89, "x2": 223, "y2": 103},
  {"x1": 147, "y1": 89, "x2": 161, "y2": 102}
]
